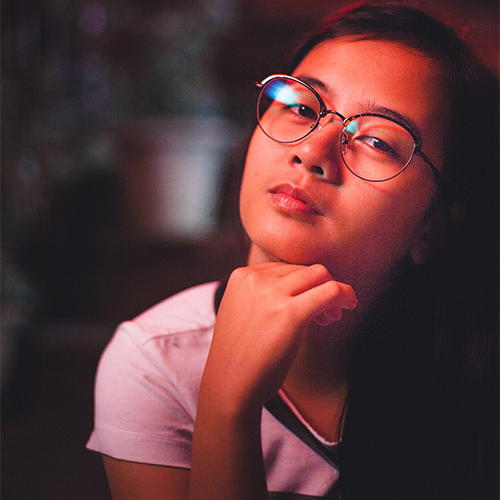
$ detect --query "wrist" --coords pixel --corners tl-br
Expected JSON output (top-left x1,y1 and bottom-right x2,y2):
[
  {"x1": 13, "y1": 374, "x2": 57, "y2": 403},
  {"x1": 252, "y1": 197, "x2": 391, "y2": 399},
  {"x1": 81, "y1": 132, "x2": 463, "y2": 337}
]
[{"x1": 197, "y1": 385, "x2": 264, "y2": 428}]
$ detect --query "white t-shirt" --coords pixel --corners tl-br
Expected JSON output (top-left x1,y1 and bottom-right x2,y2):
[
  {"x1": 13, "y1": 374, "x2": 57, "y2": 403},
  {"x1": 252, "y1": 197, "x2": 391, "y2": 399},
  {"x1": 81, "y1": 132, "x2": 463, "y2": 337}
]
[{"x1": 87, "y1": 282, "x2": 340, "y2": 498}]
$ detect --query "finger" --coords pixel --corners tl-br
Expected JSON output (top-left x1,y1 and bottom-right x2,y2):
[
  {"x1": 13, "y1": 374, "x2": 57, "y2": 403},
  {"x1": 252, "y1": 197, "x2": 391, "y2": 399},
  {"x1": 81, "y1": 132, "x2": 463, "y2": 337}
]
[
  {"x1": 280, "y1": 264, "x2": 334, "y2": 296},
  {"x1": 325, "y1": 306, "x2": 344, "y2": 322},
  {"x1": 235, "y1": 262, "x2": 306, "y2": 283},
  {"x1": 232, "y1": 262, "x2": 287, "y2": 278},
  {"x1": 314, "y1": 312, "x2": 334, "y2": 326},
  {"x1": 303, "y1": 275, "x2": 357, "y2": 310},
  {"x1": 293, "y1": 278, "x2": 358, "y2": 322}
]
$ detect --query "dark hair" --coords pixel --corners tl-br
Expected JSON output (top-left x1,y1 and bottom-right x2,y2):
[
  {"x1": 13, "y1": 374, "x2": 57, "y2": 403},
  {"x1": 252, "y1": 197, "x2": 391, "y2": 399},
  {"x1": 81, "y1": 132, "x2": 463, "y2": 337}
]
[
  {"x1": 285, "y1": 3, "x2": 499, "y2": 499},
  {"x1": 289, "y1": 2, "x2": 499, "y2": 202},
  {"x1": 219, "y1": 5, "x2": 498, "y2": 495}
]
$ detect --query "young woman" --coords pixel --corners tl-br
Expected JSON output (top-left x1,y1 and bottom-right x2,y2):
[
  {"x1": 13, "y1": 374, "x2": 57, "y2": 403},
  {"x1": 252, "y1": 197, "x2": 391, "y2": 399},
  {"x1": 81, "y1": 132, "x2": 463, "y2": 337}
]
[{"x1": 87, "y1": 3, "x2": 499, "y2": 499}]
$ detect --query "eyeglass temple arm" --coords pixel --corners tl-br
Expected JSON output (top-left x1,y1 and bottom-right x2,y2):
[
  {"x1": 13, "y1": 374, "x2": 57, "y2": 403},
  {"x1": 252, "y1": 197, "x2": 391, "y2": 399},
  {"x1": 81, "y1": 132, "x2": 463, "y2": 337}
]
[
  {"x1": 416, "y1": 150, "x2": 440, "y2": 180},
  {"x1": 415, "y1": 150, "x2": 453, "y2": 199}
]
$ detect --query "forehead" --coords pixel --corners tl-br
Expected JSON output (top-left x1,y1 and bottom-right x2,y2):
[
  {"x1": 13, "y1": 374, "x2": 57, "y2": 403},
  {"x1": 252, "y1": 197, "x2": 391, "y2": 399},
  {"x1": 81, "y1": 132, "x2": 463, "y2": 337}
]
[
  {"x1": 292, "y1": 38, "x2": 450, "y2": 158},
  {"x1": 293, "y1": 38, "x2": 446, "y2": 102}
]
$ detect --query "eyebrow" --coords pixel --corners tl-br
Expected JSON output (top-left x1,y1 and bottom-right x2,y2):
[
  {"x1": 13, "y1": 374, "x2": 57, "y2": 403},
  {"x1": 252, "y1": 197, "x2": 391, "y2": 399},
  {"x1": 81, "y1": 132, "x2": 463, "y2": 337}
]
[
  {"x1": 296, "y1": 74, "x2": 423, "y2": 145},
  {"x1": 298, "y1": 75, "x2": 331, "y2": 96},
  {"x1": 360, "y1": 102, "x2": 423, "y2": 144}
]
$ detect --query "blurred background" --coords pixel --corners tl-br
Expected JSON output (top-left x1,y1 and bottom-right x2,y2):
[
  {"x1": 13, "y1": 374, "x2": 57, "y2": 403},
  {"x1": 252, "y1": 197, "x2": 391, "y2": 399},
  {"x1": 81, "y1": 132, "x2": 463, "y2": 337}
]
[{"x1": 1, "y1": 0, "x2": 498, "y2": 498}]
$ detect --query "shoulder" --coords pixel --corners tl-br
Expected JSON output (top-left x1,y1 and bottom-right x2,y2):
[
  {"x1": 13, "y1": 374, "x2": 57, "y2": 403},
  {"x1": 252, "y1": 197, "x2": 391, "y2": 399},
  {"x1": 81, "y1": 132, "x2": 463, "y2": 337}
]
[
  {"x1": 94, "y1": 281, "x2": 220, "y2": 411},
  {"x1": 100, "y1": 281, "x2": 220, "y2": 376},
  {"x1": 131, "y1": 281, "x2": 220, "y2": 340},
  {"x1": 88, "y1": 282, "x2": 221, "y2": 465}
]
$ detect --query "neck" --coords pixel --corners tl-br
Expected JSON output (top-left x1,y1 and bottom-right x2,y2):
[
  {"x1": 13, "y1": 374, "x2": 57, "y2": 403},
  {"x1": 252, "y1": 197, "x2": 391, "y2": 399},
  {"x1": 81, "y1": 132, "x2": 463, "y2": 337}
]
[
  {"x1": 286, "y1": 320, "x2": 353, "y2": 395},
  {"x1": 282, "y1": 322, "x2": 353, "y2": 442},
  {"x1": 247, "y1": 243, "x2": 277, "y2": 265}
]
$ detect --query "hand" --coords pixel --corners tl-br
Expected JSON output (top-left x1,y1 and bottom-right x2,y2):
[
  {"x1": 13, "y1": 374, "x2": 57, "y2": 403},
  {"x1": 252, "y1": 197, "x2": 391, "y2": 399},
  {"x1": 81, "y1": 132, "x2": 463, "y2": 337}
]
[{"x1": 201, "y1": 262, "x2": 358, "y2": 414}]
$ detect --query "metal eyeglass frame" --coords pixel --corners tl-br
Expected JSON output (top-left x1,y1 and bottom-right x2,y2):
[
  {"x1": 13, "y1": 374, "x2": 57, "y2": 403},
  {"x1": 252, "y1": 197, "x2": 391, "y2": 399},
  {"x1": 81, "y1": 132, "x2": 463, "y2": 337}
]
[{"x1": 255, "y1": 74, "x2": 442, "y2": 184}]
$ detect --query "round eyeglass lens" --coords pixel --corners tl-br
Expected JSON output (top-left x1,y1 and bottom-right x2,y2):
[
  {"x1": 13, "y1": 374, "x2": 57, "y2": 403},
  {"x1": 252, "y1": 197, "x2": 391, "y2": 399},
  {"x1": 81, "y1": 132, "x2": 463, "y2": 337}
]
[
  {"x1": 257, "y1": 78, "x2": 321, "y2": 143},
  {"x1": 341, "y1": 116, "x2": 416, "y2": 181}
]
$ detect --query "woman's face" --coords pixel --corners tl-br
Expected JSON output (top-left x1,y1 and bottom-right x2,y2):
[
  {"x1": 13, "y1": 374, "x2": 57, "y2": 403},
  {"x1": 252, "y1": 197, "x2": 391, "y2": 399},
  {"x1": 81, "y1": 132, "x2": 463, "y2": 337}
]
[{"x1": 239, "y1": 38, "x2": 450, "y2": 298}]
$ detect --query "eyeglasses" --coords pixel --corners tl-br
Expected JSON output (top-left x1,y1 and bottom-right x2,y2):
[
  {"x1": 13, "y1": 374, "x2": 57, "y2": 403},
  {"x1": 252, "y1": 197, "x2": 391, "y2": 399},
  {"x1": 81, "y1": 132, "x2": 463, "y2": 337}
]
[{"x1": 255, "y1": 74, "x2": 440, "y2": 183}]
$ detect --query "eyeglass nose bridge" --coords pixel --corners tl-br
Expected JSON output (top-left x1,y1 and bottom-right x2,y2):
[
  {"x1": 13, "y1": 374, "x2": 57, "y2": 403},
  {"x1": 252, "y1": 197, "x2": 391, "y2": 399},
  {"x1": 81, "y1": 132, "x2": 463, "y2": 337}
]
[{"x1": 311, "y1": 109, "x2": 348, "y2": 137}]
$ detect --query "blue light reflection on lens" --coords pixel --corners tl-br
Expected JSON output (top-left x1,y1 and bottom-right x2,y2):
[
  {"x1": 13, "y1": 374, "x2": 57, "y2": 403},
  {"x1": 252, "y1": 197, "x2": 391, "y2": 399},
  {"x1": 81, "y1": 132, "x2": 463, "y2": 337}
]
[
  {"x1": 345, "y1": 120, "x2": 358, "y2": 134},
  {"x1": 266, "y1": 81, "x2": 299, "y2": 106}
]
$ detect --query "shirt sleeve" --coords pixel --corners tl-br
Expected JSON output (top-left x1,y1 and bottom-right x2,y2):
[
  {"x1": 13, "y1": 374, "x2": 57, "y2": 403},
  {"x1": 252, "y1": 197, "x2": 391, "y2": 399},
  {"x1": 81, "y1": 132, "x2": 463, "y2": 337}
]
[{"x1": 87, "y1": 320, "x2": 202, "y2": 468}]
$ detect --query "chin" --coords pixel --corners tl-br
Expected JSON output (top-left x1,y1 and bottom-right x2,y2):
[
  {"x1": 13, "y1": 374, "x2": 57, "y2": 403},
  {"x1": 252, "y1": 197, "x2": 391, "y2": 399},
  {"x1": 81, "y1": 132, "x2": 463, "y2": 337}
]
[
  {"x1": 253, "y1": 237, "x2": 330, "y2": 267},
  {"x1": 244, "y1": 215, "x2": 333, "y2": 267}
]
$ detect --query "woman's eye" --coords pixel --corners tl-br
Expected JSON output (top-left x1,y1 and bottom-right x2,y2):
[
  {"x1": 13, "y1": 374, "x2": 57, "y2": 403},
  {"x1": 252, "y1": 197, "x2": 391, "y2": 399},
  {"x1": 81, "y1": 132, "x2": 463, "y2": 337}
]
[
  {"x1": 360, "y1": 135, "x2": 400, "y2": 159},
  {"x1": 298, "y1": 105, "x2": 317, "y2": 119},
  {"x1": 287, "y1": 104, "x2": 317, "y2": 120}
]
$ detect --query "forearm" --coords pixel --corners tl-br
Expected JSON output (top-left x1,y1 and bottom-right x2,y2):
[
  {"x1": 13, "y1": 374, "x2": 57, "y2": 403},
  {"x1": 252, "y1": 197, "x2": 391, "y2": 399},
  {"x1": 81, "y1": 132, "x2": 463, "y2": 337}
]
[
  {"x1": 189, "y1": 401, "x2": 268, "y2": 500},
  {"x1": 187, "y1": 263, "x2": 357, "y2": 499}
]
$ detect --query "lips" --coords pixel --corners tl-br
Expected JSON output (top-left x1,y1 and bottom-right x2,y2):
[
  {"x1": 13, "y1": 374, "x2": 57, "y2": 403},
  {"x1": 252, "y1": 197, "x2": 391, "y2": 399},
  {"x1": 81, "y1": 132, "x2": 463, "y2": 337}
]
[{"x1": 270, "y1": 183, "x2": 323, "y2": 215}]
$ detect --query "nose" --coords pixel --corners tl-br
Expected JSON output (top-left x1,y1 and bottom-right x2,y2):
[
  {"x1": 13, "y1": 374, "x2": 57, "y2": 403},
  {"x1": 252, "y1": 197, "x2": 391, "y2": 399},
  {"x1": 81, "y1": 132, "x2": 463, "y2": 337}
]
[{"x1": 287, "y1": 114, "x2": 345, "y2": 183}]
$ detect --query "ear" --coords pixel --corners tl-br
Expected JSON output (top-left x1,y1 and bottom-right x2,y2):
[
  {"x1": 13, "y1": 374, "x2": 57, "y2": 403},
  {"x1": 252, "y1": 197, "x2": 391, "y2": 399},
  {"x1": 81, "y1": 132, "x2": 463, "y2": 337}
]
[{"x1": 410, "y1": 202, "x2": 465, "y2": 265}]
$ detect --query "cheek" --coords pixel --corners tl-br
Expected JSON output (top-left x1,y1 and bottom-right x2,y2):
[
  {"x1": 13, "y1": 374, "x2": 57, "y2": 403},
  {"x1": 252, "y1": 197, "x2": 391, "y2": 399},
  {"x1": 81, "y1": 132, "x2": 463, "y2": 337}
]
[{"x1": 349, "y1": 184, "x2": 435, "y2": 260}]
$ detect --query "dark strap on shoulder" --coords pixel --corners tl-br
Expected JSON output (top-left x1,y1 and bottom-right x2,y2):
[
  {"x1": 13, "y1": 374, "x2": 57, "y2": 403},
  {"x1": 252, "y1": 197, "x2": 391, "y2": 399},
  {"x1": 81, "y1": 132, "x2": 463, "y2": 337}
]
[
  {"x1": 265, "y1": 394, "x2": 340, "y2": 470},
  {"x1": 214, "y1": 279, "x2": 227, "y2": 314}
]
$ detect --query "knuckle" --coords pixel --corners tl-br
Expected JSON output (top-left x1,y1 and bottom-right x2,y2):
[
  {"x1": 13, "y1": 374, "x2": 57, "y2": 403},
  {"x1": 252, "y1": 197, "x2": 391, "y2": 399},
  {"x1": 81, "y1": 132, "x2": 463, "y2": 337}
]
[
  {"x1": 310, "y1": 263, "x2": 330, "y2": 280},
  {"x1": 244, "y1": 268, "x2": 262, "y2": 288},
  {"x1": 324, "y1": 279, "x2": 341, "y2": 298},
  {"x1": 228, "y1": 266, "x2": 246, "y2": 283}
]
